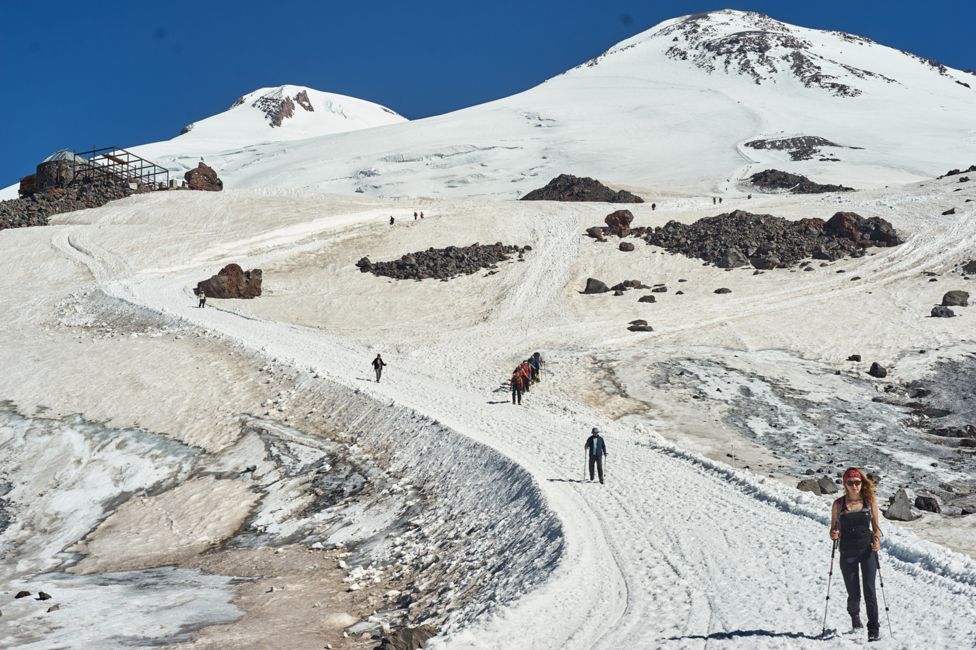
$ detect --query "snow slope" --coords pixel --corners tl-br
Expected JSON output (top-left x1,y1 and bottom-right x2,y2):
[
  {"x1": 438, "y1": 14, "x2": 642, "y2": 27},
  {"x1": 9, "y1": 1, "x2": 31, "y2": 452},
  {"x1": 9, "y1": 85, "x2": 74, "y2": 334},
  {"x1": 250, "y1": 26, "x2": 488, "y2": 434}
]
[
  {"x1": 115, "y1": 11, "x2": 976, "y2": 198},
  {"x1": 3, "y1": 168, "x2": 969, "y2": 647}
]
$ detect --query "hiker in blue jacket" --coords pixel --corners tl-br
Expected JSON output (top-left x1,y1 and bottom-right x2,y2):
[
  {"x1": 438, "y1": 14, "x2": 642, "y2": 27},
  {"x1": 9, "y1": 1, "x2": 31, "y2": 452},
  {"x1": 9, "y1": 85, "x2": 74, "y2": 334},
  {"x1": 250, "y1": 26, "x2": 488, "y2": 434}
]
[{"x1": 584, "y1": 427, "x2": 608, "y2": 484}]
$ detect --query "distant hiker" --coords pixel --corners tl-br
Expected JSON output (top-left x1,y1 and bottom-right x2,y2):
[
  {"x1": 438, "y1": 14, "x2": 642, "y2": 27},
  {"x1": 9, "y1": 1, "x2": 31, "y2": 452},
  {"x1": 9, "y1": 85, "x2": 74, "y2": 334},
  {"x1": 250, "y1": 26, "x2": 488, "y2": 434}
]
[
  {"x1": 584, "y1": 427, "x2": 608, "y2": 484},
  {"x1": 532, "y1": 351, "x2": 543, "y2": 381},
  {"x1": 197, "y1": 289, "x2": 207, "y2": 308},
  {"x1": 830, "y1": 467, "x2": 882, "y2": 642},
  {"x1": 519, "y1": 361, "x2": 532, "y2": 392},
  {"x1": 372, "y1": 354, "x2": 387, "y2": 382},
  {"x1": 651, "y1": 203, "x2": 656, "y2": 211},
  {"x1": 414, "y1": 211, "x2": 418, "y2": 220},
  {"x1": 712, "y1": 197, "x2": 717, "y2": 205},
  {"x1": 390, "y1": 216, "x2": 395, "y2": 226},
  {"x1": 420, "y1": 211, "x2": 424, "y2": 219},
  {"x1": 719, "y1": 197, "x2": 723, "y2": 204},
  {"x1": 510, "y1": 371, "x2": 524, "y2": 405},
  {"x1": 747, "y1": 194, "x2": 752, "y2": 200},
  {"x1": 528, "y1": 355, "x2": 541, "y2": 384}
]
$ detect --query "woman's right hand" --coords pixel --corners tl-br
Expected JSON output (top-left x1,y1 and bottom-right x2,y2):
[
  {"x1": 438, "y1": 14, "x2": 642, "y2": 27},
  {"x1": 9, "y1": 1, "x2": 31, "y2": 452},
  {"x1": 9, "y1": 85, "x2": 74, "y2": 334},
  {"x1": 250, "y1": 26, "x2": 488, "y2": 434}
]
[{"x1": 829, "y1": 529, "x2": 840, "y2": 541}]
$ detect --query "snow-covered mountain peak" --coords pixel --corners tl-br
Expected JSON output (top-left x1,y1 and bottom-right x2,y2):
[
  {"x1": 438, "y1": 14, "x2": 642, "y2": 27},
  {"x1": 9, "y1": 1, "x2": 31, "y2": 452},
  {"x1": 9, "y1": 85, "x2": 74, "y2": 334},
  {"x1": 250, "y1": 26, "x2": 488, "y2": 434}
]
[
  {"x1": 176, "y1": 84, "x2": 406, "y2": 142},
  {"x1": 579, "y1": 10, "x2": 973, "y2": 98}
]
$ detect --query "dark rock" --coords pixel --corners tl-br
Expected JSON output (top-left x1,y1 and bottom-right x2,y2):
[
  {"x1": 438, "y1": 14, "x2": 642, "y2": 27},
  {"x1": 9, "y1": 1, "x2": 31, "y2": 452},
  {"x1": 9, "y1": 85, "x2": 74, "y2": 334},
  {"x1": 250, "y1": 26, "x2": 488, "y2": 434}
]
[
  {"x1": 15, "y1": 591, "x2": 30, "y2": 599},
  {"x1": 618, "y1": 241, "x2": 635, "y2": 252},
  {"x1": 605, "y1": 210, "x2": 635, "y2": 237},
  {"x1": 629, "y1": 319, "x2": 648, "y2": 326},
  {"x1": 931, "y1": 305, "x2": 955, "y2": 318},
  {"x1": 628, "y1": 323, "x2": 654, "y2": 332},
  {"x1": 942, "y1": 208, "x2": 956, "y2": 215},
  {"x1": 818, "y1": 476, "x2": 839, "y2": 494},
  {"x1": 884, "y1": 488, "x2": 919, "y2": 521},
  {"x1": 521, "y1": 174, "x2": 643, "y2": 203},
  {"x1": 963, "y1": 260, "x2": 976, "y2": 274},
  {"x1": 651, "y1": 286, "x2": 668, "y2": 293},
  {"x1": 750, "y1": 169, "x2": 855, "y2": 194},
  {"x1": 638, "y1": 295, "x2": 656, "y2": 303},
  {"x1": 868, "y1": 362, "x2": 887, "y2": 378},
  {"x1": 37, "y1": 592, "x2": 52, "y2": 601},
  {"x1": 714, "y1": 287, "x2": 732, "y2": 294},
  {"x1": 583, "y1": 278, "x2": 610, "y2": 294},
  {"x1": 914, "y1": 495, "x2": 941, "y2": 513},
  {"x1": 750, "y1": 254, "x2": 781, "y2": 270},
  {"x1": 197, "y1": 264, "x2": 263, "y2": 299},
  {"x1": 824, "y1": 212, "x2": 901, "y2": 247},
  {"x1": 373, "y1": 624, "x2": 437, "y2": 650},
  {"x1": 360, "y1": 243, "x2": 526, "y2": 281},
  {"x1": 848, "y1": 354, "x2": 862, "y2": 362},
  {"x1": 717, "y1": 247, "x2": 750, "y2": 268},
  {"x1": 797, "y1": 478, "x2": 822, "y2": 494},
  {"x1": 585, "y1": 226, "x2": 607, "y2": 241},
  {"x1": 46, "y1": 604, "x2": 59, "y2": 613},
  {"x1": 613, "y1": 289, "x2": 624, "y2": 296},
  {"x1": 184, "y1": 162, "x2": 223, "y2": 191},
  {"x1": 942, "y1": 290, "x2": 969, "y2": 307}
]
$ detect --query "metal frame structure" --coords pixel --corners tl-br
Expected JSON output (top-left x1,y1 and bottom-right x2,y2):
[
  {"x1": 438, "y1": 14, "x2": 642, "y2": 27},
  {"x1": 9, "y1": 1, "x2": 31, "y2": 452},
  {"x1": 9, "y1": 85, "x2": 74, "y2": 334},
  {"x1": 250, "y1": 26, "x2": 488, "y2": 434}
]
[{"x1": 72, "y1": 146, "x2": 170, "y2": 189}]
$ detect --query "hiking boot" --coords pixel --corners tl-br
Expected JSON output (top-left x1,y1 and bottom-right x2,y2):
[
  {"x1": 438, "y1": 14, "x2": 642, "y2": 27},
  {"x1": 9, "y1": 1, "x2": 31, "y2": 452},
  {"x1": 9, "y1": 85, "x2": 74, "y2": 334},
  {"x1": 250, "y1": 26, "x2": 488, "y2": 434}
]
[
  {"x1": 867, "y1": 628, "x2": 880, "y2": 642},
  {"x1": 851, "y1": 614, "x2": 863, "y2": 630}
]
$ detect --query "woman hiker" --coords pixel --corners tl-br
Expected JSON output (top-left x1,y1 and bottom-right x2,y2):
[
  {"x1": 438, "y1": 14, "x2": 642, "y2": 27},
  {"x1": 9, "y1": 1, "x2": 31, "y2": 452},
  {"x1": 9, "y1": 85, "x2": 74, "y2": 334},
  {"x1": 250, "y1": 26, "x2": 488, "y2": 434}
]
[{"x1": 829, "y1": 467, "x2": 883, "y2": 642}]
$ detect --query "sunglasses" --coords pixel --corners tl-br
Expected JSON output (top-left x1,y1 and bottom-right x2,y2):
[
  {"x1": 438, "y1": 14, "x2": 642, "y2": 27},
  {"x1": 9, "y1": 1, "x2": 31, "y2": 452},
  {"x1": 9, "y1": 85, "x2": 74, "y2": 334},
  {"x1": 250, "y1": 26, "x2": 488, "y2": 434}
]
[{"x1": 845, "y1": 479, "x2": 862, "y2": 486}]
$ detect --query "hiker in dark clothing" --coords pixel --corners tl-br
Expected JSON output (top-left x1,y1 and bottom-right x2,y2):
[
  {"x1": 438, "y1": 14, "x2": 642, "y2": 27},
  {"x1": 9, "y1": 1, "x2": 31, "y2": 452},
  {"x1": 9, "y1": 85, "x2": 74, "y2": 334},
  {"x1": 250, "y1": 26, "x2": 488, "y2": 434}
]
[
  {"x1": 372, "y1": 354, "x2": 387, "y2": 382},
  {"x1": 390, "y1": 216, "x2": 395, "y2": 226},
  {"x1": 197, "y1": 289, "x2": 207, "y2": 308},
  {"x1": 830, "y1": 467, "x2": 883, "y2": 641},
  {"x1": 651, "y1": 203, "x2": 656, "y2": 211},
  {"x1": 528, "y1": 355, "x2": 540, "y2": 384},
  {"x1": 584, "y1": 427, "x2": 608, "y2": 483},
  {"x1": 510, "y1": 371, "x2": 524, "y2": 405}
]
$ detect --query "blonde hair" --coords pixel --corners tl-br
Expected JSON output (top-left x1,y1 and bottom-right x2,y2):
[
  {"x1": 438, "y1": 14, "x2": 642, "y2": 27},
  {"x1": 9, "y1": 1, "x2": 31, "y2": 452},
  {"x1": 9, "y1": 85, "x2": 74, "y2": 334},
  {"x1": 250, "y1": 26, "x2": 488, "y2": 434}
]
[{"x1": 843, "y1": 467, "x2": 876, "y2": 505}]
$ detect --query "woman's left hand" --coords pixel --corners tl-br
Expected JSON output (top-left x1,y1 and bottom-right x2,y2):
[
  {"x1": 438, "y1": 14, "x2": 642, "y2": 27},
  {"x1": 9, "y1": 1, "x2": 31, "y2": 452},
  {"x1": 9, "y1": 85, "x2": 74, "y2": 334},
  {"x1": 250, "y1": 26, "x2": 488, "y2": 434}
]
[{"x1": 871, "y1": 538, "x2": 880, "y2": 552}]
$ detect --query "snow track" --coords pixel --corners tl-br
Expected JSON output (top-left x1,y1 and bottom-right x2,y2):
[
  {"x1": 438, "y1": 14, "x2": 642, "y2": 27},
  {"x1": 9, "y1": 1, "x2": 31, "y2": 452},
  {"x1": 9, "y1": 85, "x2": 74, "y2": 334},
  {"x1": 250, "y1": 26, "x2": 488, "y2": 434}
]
[{"x1": 46, "y1": 193, "x2": 976, "y2": 649}]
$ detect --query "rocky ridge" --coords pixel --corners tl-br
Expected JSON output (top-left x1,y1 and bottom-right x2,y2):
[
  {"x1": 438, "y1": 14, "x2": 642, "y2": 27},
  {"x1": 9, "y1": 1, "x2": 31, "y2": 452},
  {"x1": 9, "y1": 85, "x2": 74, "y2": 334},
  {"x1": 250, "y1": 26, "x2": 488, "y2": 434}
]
[
  {"x1": 357, "y1": 243, "x2": 530, "y2": 281},
  {"x1": 749, "y1": 169, "x2": 855, "y2": 194},
  {"x1": 521, "y1": 174, "x2": 643, "y2": 203},
  {"x1": 0, "y1": 180, "x2": 132, "y2": 232}
]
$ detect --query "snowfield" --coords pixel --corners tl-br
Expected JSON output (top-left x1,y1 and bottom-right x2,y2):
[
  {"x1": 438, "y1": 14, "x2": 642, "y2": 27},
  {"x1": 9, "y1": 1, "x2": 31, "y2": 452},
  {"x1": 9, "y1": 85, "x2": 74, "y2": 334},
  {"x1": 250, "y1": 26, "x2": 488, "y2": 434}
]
[{"x1": 2, "y1": 8, "x2": 976, "y2": 649}]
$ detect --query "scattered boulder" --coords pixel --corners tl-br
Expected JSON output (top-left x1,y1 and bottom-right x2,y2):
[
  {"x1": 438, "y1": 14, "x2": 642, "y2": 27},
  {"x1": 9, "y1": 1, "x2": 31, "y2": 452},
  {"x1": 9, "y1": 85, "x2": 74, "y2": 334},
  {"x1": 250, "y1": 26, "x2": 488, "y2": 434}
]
[
  {"x1": 521, "y1": 174, "x2": 643, "y2": 202},
  {"x1": 15, "y1": 591, "x2": 30, "y2": 599},
  {"x1": 940, "y1": 164, "x2": 976, "y2": 178},
  {"x1": 884, "y1": 488, "x2": 919, "y2": 521},
  {"x1": 585, "y1": 226, "x2": 607, "y2": 242},
  {"x1": 717, "y1": 247, "x2": 750, "y2": 268},
  {"x1": 197, "y1": 263, "x2": 262, "y2": 299},
  {"x1": 824, "y1": 212, "x2": 901, "y2": 247},
  {"x1": 963, "y1": 260, "x2": 976, "y2": 275},
  {"x1": 618, "y1": 241, "x2": 635, "y2": 252},
  {"x1": 750, "y1": 254, "x2": 781, "y2": 270},
  {"x1": 358, "y1": 243, "x2": 527, "y2": 281},
  {"x1": 605, "y1": 210, "x2": 635, "y2": 237},
  {"x1": 749, "y1": 169, "x2": 855, "y2": 194},
  {"x1": 638, "y1": 295, "x2": 656, "y2": 303},
  {"x1": 651, "y1": 285, "x2": 668, "y2": 293},
  {"x1": 931, "y1": 305, "x2": 955, "y2": 318},
  {"x1": 583, "y1": 278, "x2": 610, "y2": 294},
  {"x1": 914, "y1": 495, "x2": 941, "y2": 513},
  {"x1": 847, "y1": 354, "x2": 862, "y2": 362},
  {"x1": 184, "y1": 162, "x2": 223, "y2": 191},
  {"x1": 817, "y1": 476, "x2": 839, "y2": 494},
  {"x1": 628, "y1": 321, "x2": 654, "y2": 332},
  {"x1": 714, "y1": 288, "x2": 732, "y2": 294},
  {"x1": 37, "y1": 592, "x2": 52, "y2": 601},
  {"x1": 374, "y1": 624, "x2": 437, "y2": 650},
  {"x1": 797, "y1": 478, "x2": 822, "y2": 494},
  {"x1": 868, "y1": 362, "x2": 887, "y2": 378},
  {"x1": 942, "y1": 290, "x2": 969, "y2": 307},
  {"x1": 942, "y1": 208, "x2": 956, "y2": 215}
]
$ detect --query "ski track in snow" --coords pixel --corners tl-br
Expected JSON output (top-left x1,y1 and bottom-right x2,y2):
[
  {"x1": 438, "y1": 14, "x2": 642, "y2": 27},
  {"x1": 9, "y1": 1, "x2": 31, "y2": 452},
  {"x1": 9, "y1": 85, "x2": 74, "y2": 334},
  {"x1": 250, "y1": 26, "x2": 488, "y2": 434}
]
[{"x1": 41, "y1": 193, "x2": 976, "y2": 650}]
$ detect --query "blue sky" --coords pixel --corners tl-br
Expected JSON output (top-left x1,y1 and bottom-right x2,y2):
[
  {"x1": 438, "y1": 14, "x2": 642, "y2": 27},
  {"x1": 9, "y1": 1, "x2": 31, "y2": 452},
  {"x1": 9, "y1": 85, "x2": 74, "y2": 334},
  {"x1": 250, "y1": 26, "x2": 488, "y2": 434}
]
[{"x1": 1, "y1": 0, "x2": 972, "y2": 187}]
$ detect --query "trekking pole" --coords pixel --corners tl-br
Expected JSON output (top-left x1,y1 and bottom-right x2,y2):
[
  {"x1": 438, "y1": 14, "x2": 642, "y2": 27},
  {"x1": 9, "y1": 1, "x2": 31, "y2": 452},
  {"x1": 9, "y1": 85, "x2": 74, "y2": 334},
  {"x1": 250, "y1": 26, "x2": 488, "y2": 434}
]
[
  {"x1": 875, "y1": 552, "x2": 893, "y2": 638},
  {"x1": 821, "y1": 539, "x2": 838, "y2": 636},
  {"x1": 583, "y1": 451, "x2": 587, "y2": 482}
]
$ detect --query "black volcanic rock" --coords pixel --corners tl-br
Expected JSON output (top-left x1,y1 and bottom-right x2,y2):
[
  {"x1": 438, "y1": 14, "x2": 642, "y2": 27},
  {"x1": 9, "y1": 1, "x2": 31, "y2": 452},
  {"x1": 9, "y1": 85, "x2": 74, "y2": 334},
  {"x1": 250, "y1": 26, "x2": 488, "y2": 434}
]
[
  {"x1": 521, "y1": 174, "x2": 643, "y2": 203},
  {"x1": 640, "y1": 209, "x2": 901, "y2": 268},
  {"x1": 750, "y1": 169, "x2": 854, "y2": 194},
  {"x1": 358, "y1": 242, "x2": 528, "y2": 281}
]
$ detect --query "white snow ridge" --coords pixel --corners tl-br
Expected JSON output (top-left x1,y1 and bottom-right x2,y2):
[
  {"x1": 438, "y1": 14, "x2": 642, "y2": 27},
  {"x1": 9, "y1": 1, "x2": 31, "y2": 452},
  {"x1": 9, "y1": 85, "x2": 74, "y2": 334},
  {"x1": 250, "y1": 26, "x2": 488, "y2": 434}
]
[{"x1": 2, "y1": 8, "x2": 976, "y2": 650}]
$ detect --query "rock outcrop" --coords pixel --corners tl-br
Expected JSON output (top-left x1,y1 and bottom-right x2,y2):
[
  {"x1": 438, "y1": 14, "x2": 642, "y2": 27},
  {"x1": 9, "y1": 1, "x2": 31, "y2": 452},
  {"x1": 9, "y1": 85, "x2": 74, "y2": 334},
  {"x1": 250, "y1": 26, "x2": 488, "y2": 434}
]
[
  {"x1": 942, "y1": 290, "x2": 969, "y2": 307},
  {"x1": 356, "y1": 243, "x2": 528, "y2": 281},
  {"x1": 605, "y1": 210, "x2": 634, "y2": 237},
  {"x1": 1, "y1": 179, "x2": 131, "y2": 233},
  {"x1": 639, "y1": 210, "x2": 901, "y2": 268},
  {"x1": 197, "y1": 264, "x2": 262, "y2": 298},
  {"x1": 749, "y1": 169, "x2": 855, "y2": 194},
  {"x1": 521, "y1": 174, "x2": 643, "y2": 203},
  {"x1": 184, "y1": 163, "x2": 223, "y2": 191}
]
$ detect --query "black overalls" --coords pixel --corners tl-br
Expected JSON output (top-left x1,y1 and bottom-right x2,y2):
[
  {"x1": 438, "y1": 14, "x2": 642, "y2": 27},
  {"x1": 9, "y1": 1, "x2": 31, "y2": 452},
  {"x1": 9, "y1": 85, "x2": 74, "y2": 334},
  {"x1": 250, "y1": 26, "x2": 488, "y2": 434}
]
[{"x1": 838, "y1": 498, "x2": 879, "y2": 634}]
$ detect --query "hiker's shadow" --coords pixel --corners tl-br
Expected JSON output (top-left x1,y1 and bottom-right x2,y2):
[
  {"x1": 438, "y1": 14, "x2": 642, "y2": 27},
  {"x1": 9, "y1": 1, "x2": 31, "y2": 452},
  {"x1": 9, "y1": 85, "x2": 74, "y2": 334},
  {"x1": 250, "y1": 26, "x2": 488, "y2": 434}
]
[
  {"x1": 547, "y1": 478, "x2": 590, "y2": 484},
  {"x1": 487, "y1": 400, "x2": 510, "y2": 405},
  {"x1": 667, "y1": 630, "x2": 828, "y2": 642}
]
